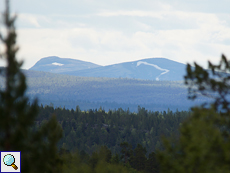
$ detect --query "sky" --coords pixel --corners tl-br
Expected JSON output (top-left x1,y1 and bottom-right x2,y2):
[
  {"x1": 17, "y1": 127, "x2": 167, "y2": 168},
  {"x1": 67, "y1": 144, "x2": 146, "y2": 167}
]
[{"x1": 0, "y1": 0, "x2": 230, "y2": 69}]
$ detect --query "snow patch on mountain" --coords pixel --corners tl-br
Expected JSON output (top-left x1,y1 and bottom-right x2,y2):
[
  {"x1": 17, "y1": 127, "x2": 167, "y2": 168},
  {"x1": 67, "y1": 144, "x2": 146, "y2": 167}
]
[
  {"x1": 52, "y1": 62, "x2": 64, "y2": 66},
  {"x1": 136, "y1": 61, "x2": 169, "y2": 81}
]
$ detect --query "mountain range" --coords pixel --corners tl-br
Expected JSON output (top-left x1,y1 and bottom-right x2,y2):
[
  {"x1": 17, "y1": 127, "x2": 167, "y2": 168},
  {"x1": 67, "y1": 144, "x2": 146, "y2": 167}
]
[
  {"x1": 29, "y1": 56, "x2": 187, "y2": 81},
  {"x1": 0, "y1": 56, "x2": 209, "y2": 112},
  {"x1": 29, "y1": 56, "x2": 101, "y2": 73}
]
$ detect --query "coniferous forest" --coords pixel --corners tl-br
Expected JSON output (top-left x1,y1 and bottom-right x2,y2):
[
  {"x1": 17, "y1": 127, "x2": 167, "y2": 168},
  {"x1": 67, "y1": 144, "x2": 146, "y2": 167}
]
[
  {"x1": 2, "y1": 0, "x2": 230, "y2": 173},
  {"x1": 34, "y1": 104, "x2": 190, "y2": 172},
  {"x1": 36, "y1": 105, "x2": 190, "y2": 153}
]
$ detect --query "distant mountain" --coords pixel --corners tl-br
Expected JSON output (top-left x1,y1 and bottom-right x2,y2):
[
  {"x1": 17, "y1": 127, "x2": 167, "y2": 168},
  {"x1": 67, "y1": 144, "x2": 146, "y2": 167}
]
[
  {"x1": 0, "y1": 68, "x2": 211, "y2": 112},
  {"x1": 61, "y1": 58, "x2": 187, "y2": 81},
  {"x1": 29, "y1": 57, "x2": 187, "y2": 81},
  {"x1": 29, "y1": 56, "x2": 101, "y2": 73}
]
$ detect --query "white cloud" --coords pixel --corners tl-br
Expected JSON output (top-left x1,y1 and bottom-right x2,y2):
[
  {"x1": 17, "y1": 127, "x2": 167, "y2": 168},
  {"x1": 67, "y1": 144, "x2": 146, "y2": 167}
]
[
  {"x1": 16, "y1": 22, "x2": 230, "y2": 70},
  {"x1": 18, "y1": 14, "x2": 41, "y2": 27},
  {"x1": 96, "y1": 10, "x2": 165, "y2": 19},
  {"x1": 0, "y1": 0, "x2": 230, "y2": 70}
]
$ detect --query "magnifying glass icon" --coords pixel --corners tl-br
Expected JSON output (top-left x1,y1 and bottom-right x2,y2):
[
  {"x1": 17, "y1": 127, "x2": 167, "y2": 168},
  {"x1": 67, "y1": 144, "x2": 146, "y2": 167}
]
[{"x1": 3, "y1": 154, "x2": 18, "y2": 170}]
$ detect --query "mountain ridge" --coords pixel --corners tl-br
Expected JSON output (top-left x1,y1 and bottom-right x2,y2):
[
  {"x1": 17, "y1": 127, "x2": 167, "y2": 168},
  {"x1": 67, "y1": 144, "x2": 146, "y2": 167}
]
[
  {"x1": 29, "y1": 56, "x2": 101, "y2": 73},
  {"x1": 30, "y1": 56, "x2": 187, "y2": 81}
]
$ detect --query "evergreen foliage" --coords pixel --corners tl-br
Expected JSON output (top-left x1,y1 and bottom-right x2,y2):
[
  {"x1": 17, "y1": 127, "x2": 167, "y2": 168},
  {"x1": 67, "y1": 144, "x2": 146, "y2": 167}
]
[
  {"x1": 120, "y1": 142, "x2": 133, "y2": 164},
  {"x1": 157, "y1": 55, "x2": 230, "y2": 172},
  {"x1": 34, "y1": 104, "x2": 192, "y2": 172},
  {"x1": 3, "y1": 1, "x2": 227, "y2": 172},
  {"x1": 61, "y1": 144, "x2": 151, "y2": 173},
  {"x1": 35, "y1": 105, "x2": 190, "y2": 155},
  {"x1": 130, "y1": 144, "x2": 147, "y2": 171},
  {"x1": 0, "y1": 1, "x2": 62, "y2": 172}
]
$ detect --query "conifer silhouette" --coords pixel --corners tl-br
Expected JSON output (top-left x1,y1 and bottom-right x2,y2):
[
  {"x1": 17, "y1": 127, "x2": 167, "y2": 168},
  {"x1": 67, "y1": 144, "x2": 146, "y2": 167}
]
[{"x1": 0, "y1": 1, "x2": 63, "y2": 172}]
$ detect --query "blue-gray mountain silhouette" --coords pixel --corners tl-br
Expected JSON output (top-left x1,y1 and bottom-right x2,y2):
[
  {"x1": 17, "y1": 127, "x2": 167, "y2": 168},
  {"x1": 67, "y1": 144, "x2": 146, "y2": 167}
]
[
  {"x1": 30, "y1": 56, "x2": 187, "y2": 81},
  {"x1": 30, "y1": 56, "x2": 101, "y2": 73}
]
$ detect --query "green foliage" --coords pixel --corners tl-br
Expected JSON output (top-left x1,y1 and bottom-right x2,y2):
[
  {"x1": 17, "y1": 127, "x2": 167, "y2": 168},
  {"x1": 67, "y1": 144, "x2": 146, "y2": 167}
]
[
  {"x1": 111, "y1": 153, "x2": 120, "y2": 164},
  {"x1": 130, "y1": 144, "x2": 147, "y2": 171},
  {"x1": 0, "y1": 1, "x2": 62, "y2": 172},
  {"x1": 61, "y1": 147, "x2": 139, "y2": 173},
  {"x1": 36, "y1": 105, "x2": 190, "y2": 155},
  {"x1": 145, "y1": 152, "x2": 158, "y2": 173},
  {"x1": 62, "y1": 152, "x2": 91, "y2": 173},
  {"x1": 157, "y1": 55, "x2": 230, "y2": 173},
  {"x1": 120, "y1": 142, "x2": 133, "y2": 164},
  {"x1": 59, "y1": 138, "x2": 159, "y2": 172},
  {"x1": 185, "y1": 54, "x2": 230, "y2": 112},
  {"x1": 32, "y1": 96, "x2": 177, "y2": 173},
  {"x1": 157, "y1": 107, "x2": 230, "y2": 173},
  {"x1": 94, "y1": 161, "x2": 134, "y2": 173},
  {"x1": 98, "y1": 145, "x2": 112, "y2": 163}
]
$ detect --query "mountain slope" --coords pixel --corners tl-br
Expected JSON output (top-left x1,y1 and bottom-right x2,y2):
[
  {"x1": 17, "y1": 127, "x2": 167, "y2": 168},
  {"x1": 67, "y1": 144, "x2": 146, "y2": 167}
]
[
  {"x1": 29, "y1": 57, "x2": 187, "y2": 81},
  {"x1": 15, "y1": 70, "x2": 209, "y2": 112},
  {"x1": 0, "y1": 68, "x2": 210, "y2": 112},
  {"x1": 29, "y1": 56, "x2": 101, "y2": 73},
  {"x1": 60, "y1": 57, "x2": 186, "y2": 81}
]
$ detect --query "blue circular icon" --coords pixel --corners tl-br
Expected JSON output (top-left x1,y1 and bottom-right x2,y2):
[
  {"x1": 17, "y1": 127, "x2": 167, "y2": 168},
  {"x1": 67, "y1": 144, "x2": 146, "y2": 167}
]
[{"x1": 3, "y1": 154, "x2": 15, "y2": 166}]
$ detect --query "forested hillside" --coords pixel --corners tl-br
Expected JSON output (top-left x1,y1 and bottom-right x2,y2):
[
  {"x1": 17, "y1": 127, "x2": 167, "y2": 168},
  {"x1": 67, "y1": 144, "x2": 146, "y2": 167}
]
[
  {"x1": 35, "y1": 104, "x2": 190, "y2": 154},
  {"x1": 2, "y1": 0, "x2": 230, "y2": 172},
  {"x1": 9, "y1": 70, "x2": 208, "y2": 112},
  {"x1": 32, "y1": 104, "x2": 191, "y2": 172}
]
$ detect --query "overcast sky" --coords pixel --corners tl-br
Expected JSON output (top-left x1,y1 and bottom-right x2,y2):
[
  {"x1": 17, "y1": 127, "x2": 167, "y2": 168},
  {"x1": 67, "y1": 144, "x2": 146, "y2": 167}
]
[{"x1": 0, "y1": 0, "x2": 230, "y2": 69}]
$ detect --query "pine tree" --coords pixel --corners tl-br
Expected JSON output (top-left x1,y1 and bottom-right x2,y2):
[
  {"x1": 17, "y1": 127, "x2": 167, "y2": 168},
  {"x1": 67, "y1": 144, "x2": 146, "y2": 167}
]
[
  {"x1": 130, "y1": 144, "x2": 147, "y2": 171},
  {"x1": 157, "y1": 55, "x2": 230, "y2": 173},
  {"x1": 120, "y1": 142, "x2": 133, "y2": 165},
  {"x1": 0, "y1": 1, "x2": 63, "y2": 172},
  {"x1": 145, "y1": 152, "x2": 158, "y2": 173}
]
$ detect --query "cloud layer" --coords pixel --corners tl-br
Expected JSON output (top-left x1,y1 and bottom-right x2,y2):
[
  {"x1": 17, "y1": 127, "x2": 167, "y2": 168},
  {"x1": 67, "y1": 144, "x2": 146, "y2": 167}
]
[{"x1": 0, "y1": 0, "x2": 230, "y2": 69}]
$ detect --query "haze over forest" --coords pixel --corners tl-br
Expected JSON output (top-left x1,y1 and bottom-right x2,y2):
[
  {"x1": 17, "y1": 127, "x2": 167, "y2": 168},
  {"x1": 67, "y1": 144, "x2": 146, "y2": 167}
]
[{"x1": 1, "y1": 0, "x2": 230, "y2": 172}]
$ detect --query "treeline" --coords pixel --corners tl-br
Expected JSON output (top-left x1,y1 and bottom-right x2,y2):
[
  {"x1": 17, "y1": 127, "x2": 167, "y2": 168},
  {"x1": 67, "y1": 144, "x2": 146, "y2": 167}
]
[
  {"x1": 35, "y1": 99, "x2": 190, "y2": 113},
  {"x1": 24, "y1": 69, "x2": 203, "y2": 111},
  {"x1": 33, "y1": 104, "x2": 191, "y2": 172},
  {"x1": 1, "y1": 68, "x2": 209, "y2": 111},
  {"x1": 2, "y1": 1, "x2": 230, "y2": 172},
  {"x1": 35, "y1": 105, "x2": 190, "y2": 155},
  {"x1": 27, "y1": 75, "x2": 188, "y2": 106}
]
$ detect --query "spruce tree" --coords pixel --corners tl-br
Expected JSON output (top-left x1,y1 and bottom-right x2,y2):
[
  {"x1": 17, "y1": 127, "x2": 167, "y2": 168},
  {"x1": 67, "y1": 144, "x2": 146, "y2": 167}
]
[
  {"x1": 157, "y1": 55, "x2": 230, "y2": 173},
  {"x1": 130, "y1": 144, "x2": 147, "y2": 171},
  {"x1": 0, "y1": 0, "x2": 63, "y2": 172}
]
